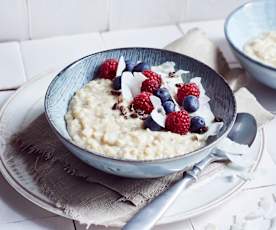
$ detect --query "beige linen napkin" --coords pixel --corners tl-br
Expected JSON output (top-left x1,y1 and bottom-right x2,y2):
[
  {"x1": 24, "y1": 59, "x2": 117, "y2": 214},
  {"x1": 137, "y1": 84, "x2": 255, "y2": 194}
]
[{"x1": 11, "y1": 28, "x2": 274, "y2": 226}]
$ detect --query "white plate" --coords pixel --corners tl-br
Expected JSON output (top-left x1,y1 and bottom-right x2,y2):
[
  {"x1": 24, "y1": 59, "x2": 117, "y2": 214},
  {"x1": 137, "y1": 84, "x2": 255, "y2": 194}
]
[{"x1": 0, "y1": 73, "x2": 264, "y2": 226}]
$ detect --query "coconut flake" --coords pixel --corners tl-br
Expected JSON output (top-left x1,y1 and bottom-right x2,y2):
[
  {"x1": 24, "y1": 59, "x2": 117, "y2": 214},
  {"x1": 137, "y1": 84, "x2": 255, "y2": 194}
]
[
  {"x1": 131, "y1": 72, "x2": 146, "y2": 96},
  {"x1": 133, "y1": 72, "x2": 147, "y2": 81},
  {"x1": 175, "y1": 69, "x2": 190, "y2": 77},
  {"x1": 121, "y1": 72, "x2": 134, "y2": 102},
  {"x1": 206, "y1": 121, "x2": 224, "y2": 136},
  {"x1": 150, "y1": 95, "x2": 163, "y2": 109},
  {"x1": 151, "y1": 61, "x2": 175, "y2": 75},
  {"x1": 244, "y1": 211, "x2": 263, "y2": 220},
  {"x1": 150, "y1": 95, "x2": 166, "y2": 128},
  {"x1": 151, "y1": 108, "x2": 166, "y2": 128},
  {"x1": 215, "y1": 137, "x2": 252, "y2": 169},
  {"x1": 121, "y1": 71, "x2": 146, "y2": 102},
  {"x1": 116, "y1": 56, "x2": 126, "y2": 77},
  {"x1": 190, "y1": 77, "x2": 210, "y2": 104}
]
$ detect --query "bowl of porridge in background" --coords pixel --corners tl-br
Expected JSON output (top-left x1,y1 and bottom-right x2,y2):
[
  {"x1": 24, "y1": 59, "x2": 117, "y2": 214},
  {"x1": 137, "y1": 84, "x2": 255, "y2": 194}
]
[{"x1": 225, "y1": 0, "x2": 276, "y2": 89}]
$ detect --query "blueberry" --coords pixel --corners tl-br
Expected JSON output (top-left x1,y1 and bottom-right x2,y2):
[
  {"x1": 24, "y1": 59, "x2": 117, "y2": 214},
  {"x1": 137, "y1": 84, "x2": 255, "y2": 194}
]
[
  {"x1": 183, "y1": 95, "x2": 199, "y2": 113},
  {"x1": 163, "y1": 101, "x2": 175, "y2": 114},
  {"x1": 124, "y1": 60, "x2": 136, "y2": 72},
  {"x1": 133, "y1": 62, "x2": 150, "y2": 72},
  {"x1": 190, "y1": 116, "x2": 206, "y2": 133},
  {"x1": 155, "y1": 88, "x2": 172, "y2": 103},
  {"x1": 144, "y1": 116, "x2": 162, "y2": 131},
  {"x1": 112, "y1": 76, "x2": 121, "y2": 90}
]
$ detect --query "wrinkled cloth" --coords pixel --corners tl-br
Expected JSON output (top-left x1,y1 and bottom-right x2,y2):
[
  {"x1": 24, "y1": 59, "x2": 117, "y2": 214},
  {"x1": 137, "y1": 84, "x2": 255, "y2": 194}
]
[{"x1": 11, "y1": 28, "x2": 274, "y2": 226}]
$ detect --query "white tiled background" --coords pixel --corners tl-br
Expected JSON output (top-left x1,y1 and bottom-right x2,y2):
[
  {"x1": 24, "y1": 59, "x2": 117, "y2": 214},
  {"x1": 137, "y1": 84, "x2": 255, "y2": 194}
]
[
  {"x1": 1, "y1": 0, "x2": 276, "y2": 229},
  {"x1": 0, "y1": 0, "x2": 249, "y2": 42}
]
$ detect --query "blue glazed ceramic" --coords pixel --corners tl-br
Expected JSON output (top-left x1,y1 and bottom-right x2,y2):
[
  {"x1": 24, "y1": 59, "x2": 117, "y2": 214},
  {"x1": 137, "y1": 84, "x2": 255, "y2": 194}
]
[
  {"x1": 45, "y1": 47, "x2": 236, "y2": 178},
  {"x1": 225, "y1": 0, "x2": 276, "y2": 89}
]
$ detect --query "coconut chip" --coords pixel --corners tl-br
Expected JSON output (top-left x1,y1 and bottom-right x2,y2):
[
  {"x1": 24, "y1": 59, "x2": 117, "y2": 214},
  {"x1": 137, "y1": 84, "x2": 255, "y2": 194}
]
[
  {"x1": 150, "y1": 95, "x2": 166, "y2": 128},
  {"x1": 115, "y1": 56, "x2": 126, "y2": 77},
  {"x1": 121, "y1": 71, "x2": 146, "y2": 102},
  {"x1": 151, "y1": 109, "x2": 166, "y2": 128},
  {"x1": 121, "y1": 72, "x2": 134, "y2": 102},
  {"x1": 151, "y1": 61, "x2": 175, "y2": 76}
]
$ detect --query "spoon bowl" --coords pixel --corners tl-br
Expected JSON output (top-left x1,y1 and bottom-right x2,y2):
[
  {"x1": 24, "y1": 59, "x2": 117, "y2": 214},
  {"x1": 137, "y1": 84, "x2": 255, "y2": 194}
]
[{"x1": 228, "y1": 113, "x2": 257, "y2": 146}]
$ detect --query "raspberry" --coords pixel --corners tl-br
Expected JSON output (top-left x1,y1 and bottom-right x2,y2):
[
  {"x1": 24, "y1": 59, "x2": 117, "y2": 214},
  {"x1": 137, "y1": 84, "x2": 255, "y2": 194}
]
[
  {"x1": 176, "y1": 83, "x2": 200, "y2": 104},
  {"x1": 165, "y1": 110, "x2": 191, "y2": 135},
  {"x1": 99, "y1": 59, "x2": 118, "y2": 80},
  {"x1": 132, "y1": 92, "x2": 154, "y2": 114},
  {"x1": 141, "y1": 79, "x2": 160, "y2": 94},
  {"x1": 142, "y1": 70, "x2": 162, "y2": 86}
]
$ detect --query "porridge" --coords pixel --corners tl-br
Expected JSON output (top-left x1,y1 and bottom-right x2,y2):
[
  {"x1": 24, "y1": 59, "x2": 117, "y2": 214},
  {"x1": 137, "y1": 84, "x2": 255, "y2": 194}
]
[
  {"x1": 244, "y1": 31, "x2": 276, "y2": 67},
  {"x1": 65, "y1": 57, "x2": 223, "y2": 160}
]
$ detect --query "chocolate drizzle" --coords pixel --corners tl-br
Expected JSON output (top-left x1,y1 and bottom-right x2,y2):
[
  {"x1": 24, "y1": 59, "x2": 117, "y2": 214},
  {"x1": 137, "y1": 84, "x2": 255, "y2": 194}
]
[
  {"x1": 214, "y1": 117, "x2": 223, "y2": 122},
  {"x1": 110, "y1": 90, "x2": 121, "y2": 96},
  {"x1": 168, "y1": 71, "x2": 176, "y2": 78},
  {"x1": 175, "y1": 83, "x2": 182, "y2": 88}
]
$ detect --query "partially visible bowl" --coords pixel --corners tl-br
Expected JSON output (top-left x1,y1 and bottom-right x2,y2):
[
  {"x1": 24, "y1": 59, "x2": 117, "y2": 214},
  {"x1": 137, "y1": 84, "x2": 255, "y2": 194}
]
[
  {"x1": 45, "y1": 47, "x2": 236, "y2": 178},
  {"x1": 225, "y1": 0, "x2": 276, "y2": 89}
]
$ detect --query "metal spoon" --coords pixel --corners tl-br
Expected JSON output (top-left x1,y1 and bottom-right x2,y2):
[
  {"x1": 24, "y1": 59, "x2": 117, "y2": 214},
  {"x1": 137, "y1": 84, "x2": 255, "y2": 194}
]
[{"x1": 123, "y1": 113, "x2": 257, "y2": 230}]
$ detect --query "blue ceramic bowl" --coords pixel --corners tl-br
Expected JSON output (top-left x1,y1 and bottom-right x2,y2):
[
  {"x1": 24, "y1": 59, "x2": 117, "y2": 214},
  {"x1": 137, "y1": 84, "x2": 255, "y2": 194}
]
[
  {"x1": 45, "y1": 48, "x2": 236, "y2": 178},
  {"x1": 225, "y1": 0, "x2": 276, "y2": 89}
]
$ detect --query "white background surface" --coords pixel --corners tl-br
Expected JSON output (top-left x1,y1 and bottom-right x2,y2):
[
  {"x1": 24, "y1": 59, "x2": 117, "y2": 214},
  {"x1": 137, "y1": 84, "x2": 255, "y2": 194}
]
[
  {"x1": 0, "y1": 0, "x2": 248, "y2": 41},
  {"x1": 1, "y1": 1, "x2": 276, "y2": 229}
]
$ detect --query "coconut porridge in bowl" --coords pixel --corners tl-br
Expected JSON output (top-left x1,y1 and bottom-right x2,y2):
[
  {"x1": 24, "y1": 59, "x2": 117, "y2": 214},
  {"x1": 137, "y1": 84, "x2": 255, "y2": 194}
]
[
  {"x1": 65, "y1": 56, "x2": 224, "y2": 161},
  {"x1": 244, "y1": 31, "x2": 276, "y2": 68}
]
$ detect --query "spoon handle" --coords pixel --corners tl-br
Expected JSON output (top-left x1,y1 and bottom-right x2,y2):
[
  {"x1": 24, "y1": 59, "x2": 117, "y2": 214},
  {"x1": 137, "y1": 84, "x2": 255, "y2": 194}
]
[{"x1": 123, "y1": 154, "x2": 217, "y2": 230}]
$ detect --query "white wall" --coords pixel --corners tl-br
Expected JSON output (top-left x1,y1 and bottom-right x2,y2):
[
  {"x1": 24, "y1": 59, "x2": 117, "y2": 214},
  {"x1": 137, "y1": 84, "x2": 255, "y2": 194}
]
[{"x1": 0, "y1": 0, "x2": 249, "y2": 41}]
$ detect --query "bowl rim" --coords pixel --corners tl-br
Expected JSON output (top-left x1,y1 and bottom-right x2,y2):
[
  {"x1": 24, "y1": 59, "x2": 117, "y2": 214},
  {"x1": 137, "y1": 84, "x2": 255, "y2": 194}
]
[
  {"x1": 44, "y1": 47, "x2": 237, "y2": 164},
  {"x1": 224, "y1": 0, "x2": 276, "y2": 72}
]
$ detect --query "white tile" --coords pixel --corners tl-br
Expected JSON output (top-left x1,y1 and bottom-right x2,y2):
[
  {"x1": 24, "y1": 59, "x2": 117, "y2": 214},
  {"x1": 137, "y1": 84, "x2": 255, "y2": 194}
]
[
  {"x1": 109, "y1": 0, "x2": 186, "y2": 30},
  {"x1": 1, "y1": 216, "x2": 74, "y2": 230},
  {"x1": 75, "y1": 220, "x2": 193, "y2": 230},
  {"x1": 179, "y1": 19, "x2": 237, "y2": 64},
  {"x1": 28, "y1": 0, "x2": 109, "y2": 39},
  {"x1": 185, "y1": 0, "x2": 248, "y2": 21},
  {"x1": 0, "y1": 91, "x2": 14, "y2": 109},
  {"x1": 0, "y1": 42, "x2": 26, "y2": 90},
  {"x1": 191, "y1": 186, "x2": 276, "y2": 230},
  {"x1": 0, "y1": 175, "x2": 54, "y2": 224},
  {"x1": 0, "y1": 0, "x2": 28, "y2": 41},
  {"x1": 20, "y1": 33, "x2": 105, "y2": 79},
  {"x1": 101, "y1": 25, "x2": 182, "y2": 49}
]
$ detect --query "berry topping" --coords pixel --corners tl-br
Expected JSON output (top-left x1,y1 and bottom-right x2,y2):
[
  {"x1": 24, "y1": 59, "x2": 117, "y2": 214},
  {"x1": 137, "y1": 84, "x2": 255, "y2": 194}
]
[
  {"x1": 155, "y1": 88, "x2": 172, "y2": 103},
  {"x1": 176, "y1": 83, "x2": 200, "y2": 104},
  {"x1": 142, "y1": 70, "x2": 162, "y2": 86},
  {"x1": 190, "y1": 116, "x2": 206, "y2": 133},
  {"x1": 112, "y1": 76, "x2": 121, "y2": 90},
  {"x1": 144, "y1": 116, "x2": 162, "y2": 131},
  {"x1": 165, "y1": 110, "x2": 190, "y2": 135},
  {"x1": 141, "y1": 79, "x2": 160, "y2": 94},
  {"x1": 132, "y1": 92, "x2": 154, "y2": 114},
  {"x1": 163, "y1": 101, "x2": 175, "y2": 114},
  {"x1": 183, "y1": 95, "x2": 199, "y2": 113},
  {"x1": 133, "y1": 62, "x2": 150, "y2": 72},
  {"x1": 125, "y1": 60, "x2": 136, "y2": 72},
  {"x1": 99, "y1": 59, "x2": 118, "y2": 80}
]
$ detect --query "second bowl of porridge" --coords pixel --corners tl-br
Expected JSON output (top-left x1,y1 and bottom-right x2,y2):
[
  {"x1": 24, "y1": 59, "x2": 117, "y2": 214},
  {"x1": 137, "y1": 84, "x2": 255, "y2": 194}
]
[
  {"x1": 225, "y1": 0, "x2": 276, "y2": 89},
  {"x1": 45, "y1": 48, "x2": 236, "y2": 178}
]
